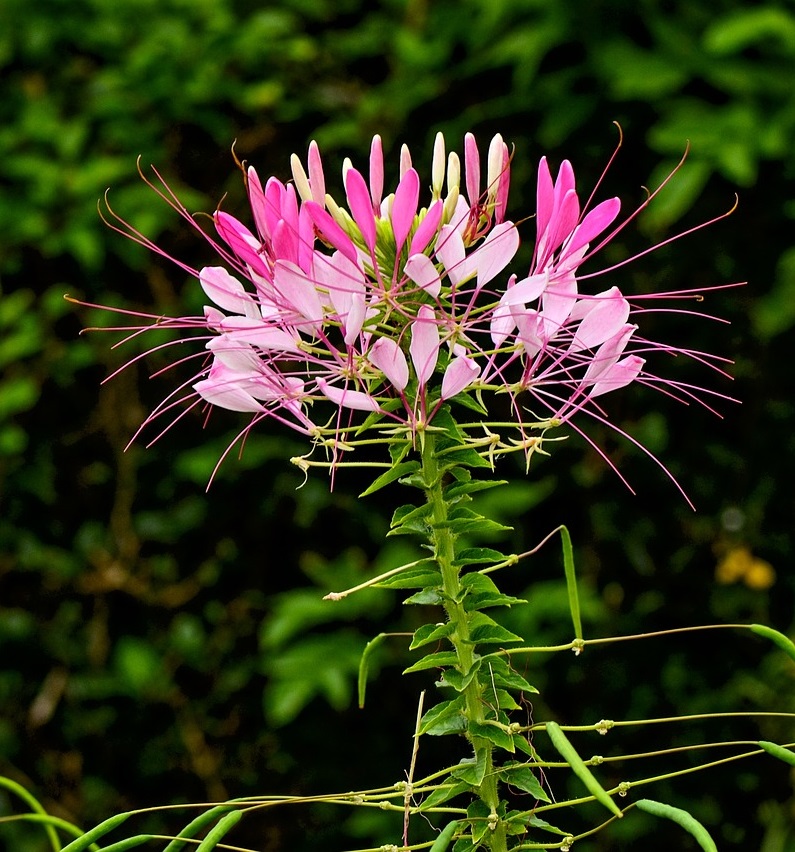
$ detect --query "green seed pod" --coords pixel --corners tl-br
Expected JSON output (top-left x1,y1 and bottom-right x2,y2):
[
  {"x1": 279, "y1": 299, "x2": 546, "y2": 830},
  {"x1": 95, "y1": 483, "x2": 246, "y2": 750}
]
[
  {"x1": 545, "y1": 722, "x2": 621, "y2": 817},
  {"x1": 635, "y1": 798, "x2": 717, "y2": 852}
]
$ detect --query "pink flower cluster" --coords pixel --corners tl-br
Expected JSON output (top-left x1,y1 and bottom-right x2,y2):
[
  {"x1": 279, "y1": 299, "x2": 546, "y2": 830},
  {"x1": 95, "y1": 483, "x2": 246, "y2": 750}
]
[{"x1": 100, "y1": 132, "x2": 732, "y2": 479}]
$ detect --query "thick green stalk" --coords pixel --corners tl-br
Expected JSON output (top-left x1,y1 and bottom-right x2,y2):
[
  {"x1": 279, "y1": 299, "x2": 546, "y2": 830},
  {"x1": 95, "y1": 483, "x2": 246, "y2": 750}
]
[{"x1": 420, "y1": 432, "x2": 508, "y2": 852}]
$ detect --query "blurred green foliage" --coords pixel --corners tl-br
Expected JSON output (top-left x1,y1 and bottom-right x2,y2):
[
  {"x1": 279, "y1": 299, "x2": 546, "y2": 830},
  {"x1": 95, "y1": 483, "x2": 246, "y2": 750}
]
[{"x1": 1, "y1": 0, "x2": 794, "y2": 850}]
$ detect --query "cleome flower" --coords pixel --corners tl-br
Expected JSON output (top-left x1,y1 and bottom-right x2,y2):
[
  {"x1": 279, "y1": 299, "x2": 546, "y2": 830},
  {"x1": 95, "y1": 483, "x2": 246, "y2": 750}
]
[{"x1": 92, "y1": 131, "x2": 737, "y2": 490}]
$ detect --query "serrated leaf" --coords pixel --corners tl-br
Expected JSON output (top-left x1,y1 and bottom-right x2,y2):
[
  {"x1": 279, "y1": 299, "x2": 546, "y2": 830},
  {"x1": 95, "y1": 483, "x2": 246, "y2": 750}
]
[
  {"x1": 419, "y1": 697, "x2": 467, "y2": 736},
  {"x1": 454, "y1": 548, "x2": 509, "y2": 567},
  {"x1": 390, "y1": 503, "x2": 431, "y2": 529},
  {"x1": 512, "y1": 734, "x2": 538, "y2": 757},
  {"x1": 461, "y1": 572, "x2": 526, "y2": 610},
  {"x1": 468, "y1": 612, "x2": 524, "y2": 645},
  {"x1": 452, "y1": 752, "x2": 488, "y2": 786},
  {"x1": 403, "y1": 587, "x2": 445, "y2": 605},
  {"x1": 444, "y1": 479, "x2": 508, "y2": 500},
  {"x1": 524, "y1": 816, "x2": 569, "y2": 836},
  {"x1": 375, "y1": 564, "x2": 441, "y2": 589},
  {"x1": 419, "y1": 781, "x2": 470, "y2": 810},
  {"x1": 360, "y1": 461, "x2": 421, "y2": 497},
  {"x1": 411, "y1": 622, "x2": 454, "y2": 650},
  {"x1": 468, "y1": 720, "x2": 515, "y2": 752},
  {"x1": 439, "y1": 517, "x2": 512, "y2": 535},
  {"x1": 499, "y1": 763, "x2": 551, "y2": 802},
  {"x1": 438, "y1": 448, "x2": 493, "y2": 469},
  {"x1": 466, "y1": 799, "x2": 492, "y2": 843},
  {"x1": 448, "y1": 390, "x2": 488, "y2": 415},
  {"x1": 484, "y1": 657, "x2": 539, "y2": 694},
  {"x1": 403, "y1": 651, "x2": 459, "y2": 674},
  {"x1": 439, "y1": 657, "x2": 482, "y2": 691}
]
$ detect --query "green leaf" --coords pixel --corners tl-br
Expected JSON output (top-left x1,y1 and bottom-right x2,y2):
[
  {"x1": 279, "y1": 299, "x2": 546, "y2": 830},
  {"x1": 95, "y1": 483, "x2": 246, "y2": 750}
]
[
  {"x1": 498, "y1": 763, "x2": 551, "y2": 802},
  {"x1": 451, "y1": 751, "x2": 488, "y2": 786},
  {"x1": 465, "y1": 799, "x2": 492, "y2": 843},
  {"x1": 438, "y1": 447, "x2": 493, "y2": 469},
  {"x1": 454, "y1": 548, "x2": 509, "y2": 567},
  {"x1": 468, "y1": 612, "x2": 524, "y2": 645},
  {"x1": 420, "y1": 781, "x2": 470, "y2": 810},
  {"x1": 468, "y1": 720, "x2": 515, "y2": 752},
  {"x1": 546, "y1": 722, "x2": 621, "y2": 818},
  {"x1": 635, "y1": 799, "x2": 717, "y2": 852},
  {"x1": 750, "y1": 624, "x2": 795, "y2": 662},
  {"x1": 440, "y1": 658, "x2": 482, "y2": 692},
  {"x1": 419, "y1": 697, "x2": 467, "y2": 736},
  {"x1": 483, "y1": 657, "x2": 538, "y2": 694},
  {"x1": 403, "y1": 587, "x2": 445, "y2": 605},
  {"x1": 443, "y1": 479, "x2": 508, "y2": 501},
  {"x1": 461, "y1": 572, "x2": 526, "y2": 610},
  {"x1": 389, "y1": 502, "x2": 432, "y2": 536},
  {"x1": 403, "y1": 651, "x2": 459, "y2": 674},
  {"x1": 360, "y1": 461, "x2": 421, "y2": 496},
  {"x1": 375, "y1": 563, "x2": 441, "y2": 589},
  {"x1": 411, "y1": 622, "x2": 454, "y2": 650}
]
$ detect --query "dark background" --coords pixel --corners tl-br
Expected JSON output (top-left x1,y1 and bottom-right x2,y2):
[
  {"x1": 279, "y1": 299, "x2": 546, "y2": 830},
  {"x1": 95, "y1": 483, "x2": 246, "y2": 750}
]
[{"x1": 1, "y1": 0, "x2": 794, "y2": 849}]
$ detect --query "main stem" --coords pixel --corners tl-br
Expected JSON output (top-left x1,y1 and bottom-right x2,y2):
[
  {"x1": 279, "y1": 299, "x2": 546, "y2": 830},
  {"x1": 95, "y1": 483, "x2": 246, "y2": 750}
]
[{"x1": 421, "y1": 432, "x2": 508, "y2": 852}]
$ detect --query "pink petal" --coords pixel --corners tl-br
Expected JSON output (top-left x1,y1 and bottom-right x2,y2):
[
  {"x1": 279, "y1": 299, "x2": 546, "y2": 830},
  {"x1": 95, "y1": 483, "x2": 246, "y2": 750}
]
[
  {"x1": 391, "y1": 168, "x2": 420, "y2": 256},
  {"x1": 569, "y1": 287, "x2": 630, "y2": 352},
  {"x1": 565, "y1": 197, "x2": 621, "y2": 258},
  {"x1": 307, "y1": 141, "x2": 326, "y2": 205},
  {"x1": 194, "y1": 362, "x2": 265, "y2": 413},
  {"x1": 199, "y1": 267, "x2": 258, "y2": 317},
  {"x1": 441, "y1": 354, "x2": 480, "y2": 399},
  {"x1": 316, "y1": 378, "x2": 380, "y2": 411},
  {"x1": 589, "y1": 355, "x2": 645, "y2": 398},
  {"x1": 246, "y1": 167, "x2": 271, "y2": 241},
  {"x1": 409, "y1": 305, "x2": 440, "y2": 387},
  {"x1": 405, "y1": 254, "x2": 441, "y2": 297},
  {"x1": 499, "y1": 272, "x2": 547, "y2": 307},
  {"x1": 535, "y1": 157, "x2": 555, "y2": 246},
  {"x1": 217, "y1": 316, "x2": 301, "y2": 353},
  {"x1": 345, "y1": 167, "x2": 377, "y2": 254},
  {"x1": 215, "y1": 212, "x2": 270, "y2": 280},
  {"x1": 474, "y1": 221, "x2": 520, "y2": 289},
  {"x1": 434, "y1": 224, "x2": 468, "y2": 286},
  {"x1": 582, "y1": 324, "x2": 636, "y2": 385},
  {"x1": 304, "y1": 201, "x2": 359, "y2": 265},
  {"x1": 464, "y1": 132, "x2": 480, "y2": 209},
  {"x1": 408, "y1": 201, "x2": 444, "y2": 255},
  {"x1": 369, "y1": 337, "x2": 409, "y2": 391},
  {"x1": 369, "y1": 135, "x2": 384, "y2": 210},
  {"x1": 272, "y1": 259, "x2": 324, "y2": 325}
]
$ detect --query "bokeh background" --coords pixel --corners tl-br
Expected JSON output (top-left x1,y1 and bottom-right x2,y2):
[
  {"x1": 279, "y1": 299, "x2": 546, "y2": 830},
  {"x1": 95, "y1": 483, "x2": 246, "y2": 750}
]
[{"x1": 1, "y1": 0, "x2": 794, "y2": 849}]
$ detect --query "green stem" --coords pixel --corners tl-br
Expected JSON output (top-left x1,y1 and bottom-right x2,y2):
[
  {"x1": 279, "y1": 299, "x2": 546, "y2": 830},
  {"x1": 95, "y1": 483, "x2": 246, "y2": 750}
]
[{"x1": 420, "y1": 432, "x2": 508, "y2": 852}]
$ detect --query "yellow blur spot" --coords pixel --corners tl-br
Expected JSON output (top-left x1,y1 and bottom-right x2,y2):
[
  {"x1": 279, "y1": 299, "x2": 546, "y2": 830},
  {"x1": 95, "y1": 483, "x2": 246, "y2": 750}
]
[{"x1": 715, "y1": 546, "x2": 775, "y2": 590}]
